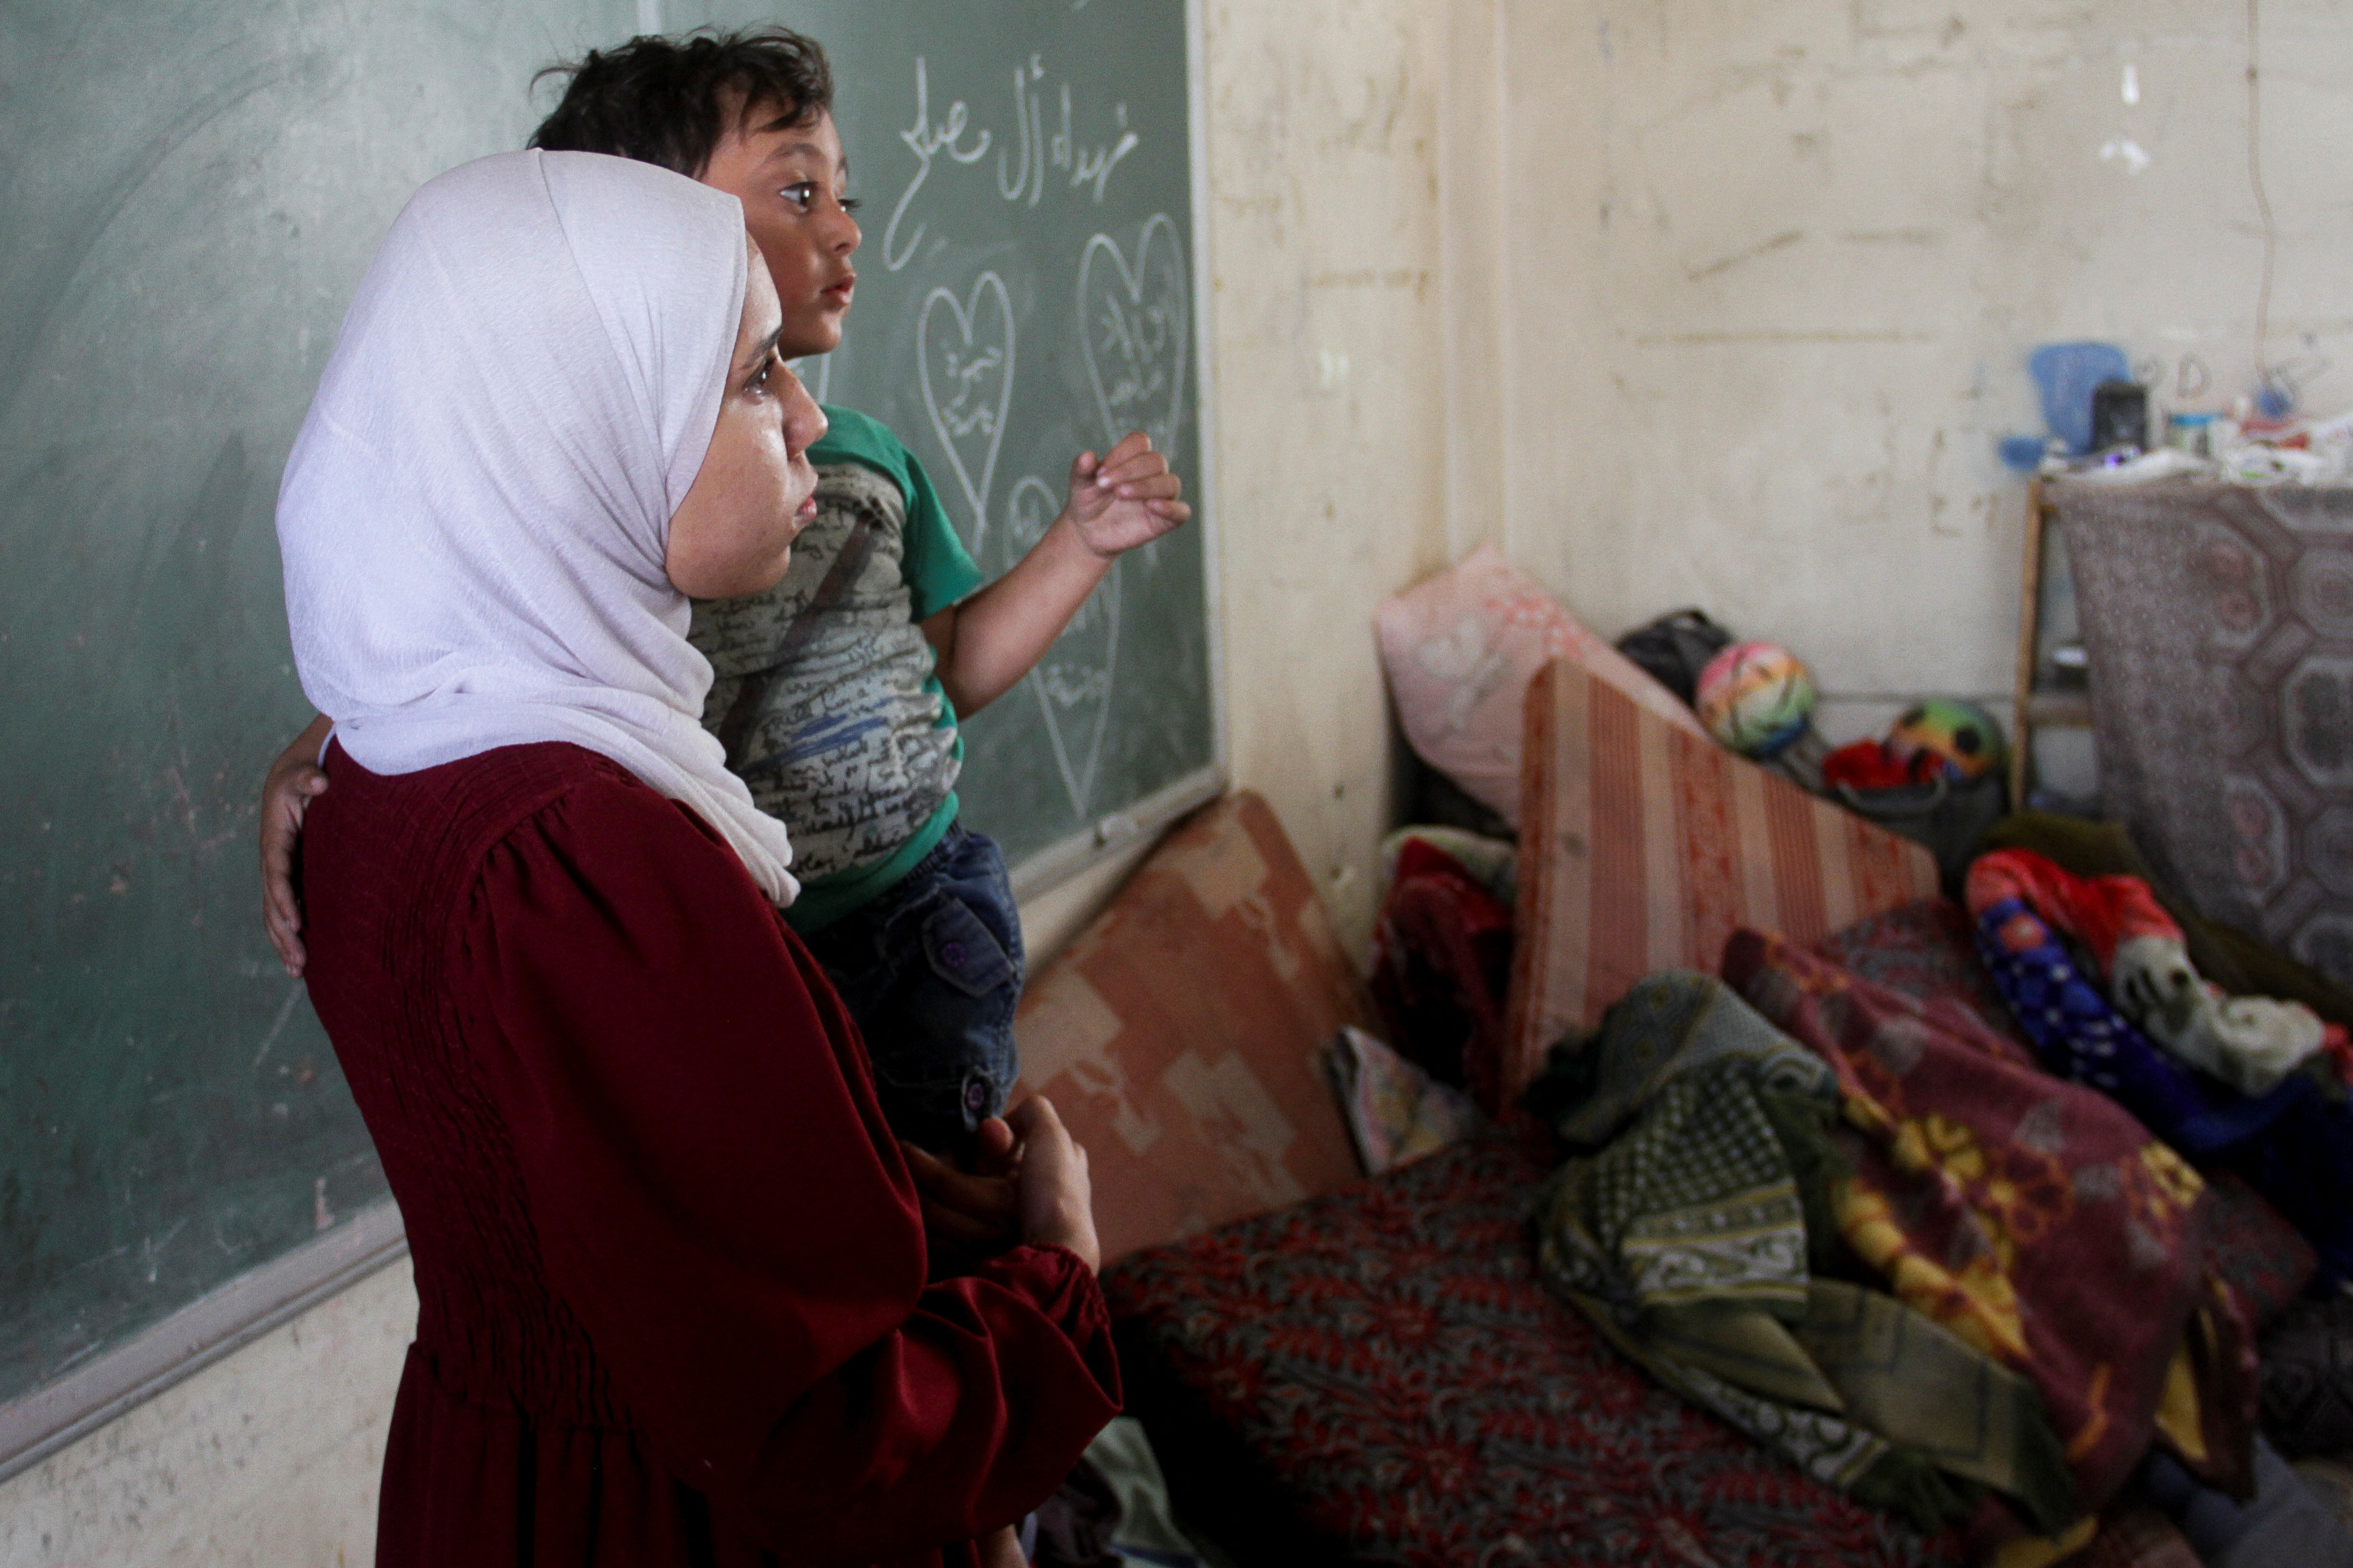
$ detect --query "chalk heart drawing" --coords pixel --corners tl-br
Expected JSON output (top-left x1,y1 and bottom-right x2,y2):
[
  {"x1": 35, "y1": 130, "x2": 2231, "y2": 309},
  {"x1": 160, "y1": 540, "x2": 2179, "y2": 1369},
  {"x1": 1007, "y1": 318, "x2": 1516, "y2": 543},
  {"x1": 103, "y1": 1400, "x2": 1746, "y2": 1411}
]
[
  {"x1": 1078, "y1": 213, "x2": 1188, "y2": 464},
  {"x1": 918, "y1": 273, "x2": 1015, "y2": 553},
  {"x1": 1008, "y1": 474, "x2": 1119, "y2": 817}
]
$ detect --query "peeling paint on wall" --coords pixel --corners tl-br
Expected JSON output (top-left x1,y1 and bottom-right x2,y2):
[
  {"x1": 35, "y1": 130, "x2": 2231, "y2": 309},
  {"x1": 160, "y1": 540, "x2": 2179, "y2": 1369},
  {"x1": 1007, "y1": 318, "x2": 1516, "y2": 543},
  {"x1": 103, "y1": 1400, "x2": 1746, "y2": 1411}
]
[{"x1": 1502, "y1": 0, "x2": 2353, "y2": 735}]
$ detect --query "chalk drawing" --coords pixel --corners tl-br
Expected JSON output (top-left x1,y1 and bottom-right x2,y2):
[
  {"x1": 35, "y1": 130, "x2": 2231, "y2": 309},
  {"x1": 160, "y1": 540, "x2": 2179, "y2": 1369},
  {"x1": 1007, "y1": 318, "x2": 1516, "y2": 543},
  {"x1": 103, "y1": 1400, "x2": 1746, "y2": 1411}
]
[
  {"x1": 999, "y1": 61, "x2": 1141, "y2": 206},
  {"x1": 885, "y1": 58, "x2": 992, "y2": 271},
  {"x1": 1078, "y1": 213, "x2": 1188, "y2": 464},
  {"x1": 1007, "y1": 475, "x2": 1119, "y2": 817},
  {"x1": 918, "y1": 273, "x2": 1016, "y2": 553},
  {"x1": 248, "y1": 982, "x2": 303, "y2": 1069}
]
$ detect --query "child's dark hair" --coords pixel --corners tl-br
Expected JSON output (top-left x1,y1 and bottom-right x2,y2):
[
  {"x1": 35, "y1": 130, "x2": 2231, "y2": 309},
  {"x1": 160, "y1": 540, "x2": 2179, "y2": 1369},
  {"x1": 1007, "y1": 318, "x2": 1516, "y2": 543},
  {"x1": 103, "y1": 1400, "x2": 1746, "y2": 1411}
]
[{"x1": 529, "y1": 28, "x2": 833, "y2": 178}]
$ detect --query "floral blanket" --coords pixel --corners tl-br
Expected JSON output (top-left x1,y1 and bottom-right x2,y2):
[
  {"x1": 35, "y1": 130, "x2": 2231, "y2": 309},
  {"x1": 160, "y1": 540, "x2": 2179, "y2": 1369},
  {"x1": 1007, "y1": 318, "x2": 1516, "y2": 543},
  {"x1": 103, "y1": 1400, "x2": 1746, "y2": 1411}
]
[
  {"x1": 1527, "y1": 973, "x2": 2077, "y2": 1535},
  {"x1": 1965, "y1": 867, "x2": 2353, "y2": 1289},
  {"x1": 1723, "y1": 930, "x2": 2259, "y2": 1517}
]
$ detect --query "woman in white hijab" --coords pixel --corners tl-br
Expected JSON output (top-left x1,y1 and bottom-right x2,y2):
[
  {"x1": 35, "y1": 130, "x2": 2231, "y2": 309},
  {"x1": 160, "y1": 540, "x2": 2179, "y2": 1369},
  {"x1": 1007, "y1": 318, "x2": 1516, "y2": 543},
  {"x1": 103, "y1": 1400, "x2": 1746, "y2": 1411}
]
[{"x1": 278, "y1": 148, "x2": 1112, "y2": 1568}]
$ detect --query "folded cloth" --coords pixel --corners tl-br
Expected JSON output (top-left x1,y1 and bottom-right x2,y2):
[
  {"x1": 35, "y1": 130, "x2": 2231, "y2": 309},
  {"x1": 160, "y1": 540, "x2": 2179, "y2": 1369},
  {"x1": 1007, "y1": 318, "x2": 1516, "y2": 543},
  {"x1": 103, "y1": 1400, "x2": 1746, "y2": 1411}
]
[
  {"x1": 2111, "y1": 935, "x2": 2326, "y2": 1097},
  {"x1": 1969, "y1": 850, "x2": 2327, "y2": 1097},
  {"x1": 1377, "y1": 825, "x2": 1516, "y2": 906},
  {"x1": 1724, "y1": 932, "x2": 2261, "y2": 1515},
  {"x1": 1368, "y1": 836, "x2": 1516, "y2": 1112},
  {"x1": 1528, "y1": 973, "x2": 2076, "y2": 1534},
  {"x1": 1827, "y1": 740, "x2": 1934, "y2": 792},
  {"x1": 1961, "y1": 858, "x2": 2353, "y2": 1289},
  {"x1": 1324, "y1": 1025, "x2": 1483, "y2": 1177}
]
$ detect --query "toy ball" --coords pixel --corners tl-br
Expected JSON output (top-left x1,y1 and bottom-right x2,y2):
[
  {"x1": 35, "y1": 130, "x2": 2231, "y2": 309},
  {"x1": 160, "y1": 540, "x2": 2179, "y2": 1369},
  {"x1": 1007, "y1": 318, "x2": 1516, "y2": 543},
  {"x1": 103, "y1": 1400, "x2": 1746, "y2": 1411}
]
[
  {"x1": 1887, "y1": 698, "x2": 2005, "y2": 783},
  {"x1": 1695, "y1": 642, "x2": 1816, "y2": 757}
]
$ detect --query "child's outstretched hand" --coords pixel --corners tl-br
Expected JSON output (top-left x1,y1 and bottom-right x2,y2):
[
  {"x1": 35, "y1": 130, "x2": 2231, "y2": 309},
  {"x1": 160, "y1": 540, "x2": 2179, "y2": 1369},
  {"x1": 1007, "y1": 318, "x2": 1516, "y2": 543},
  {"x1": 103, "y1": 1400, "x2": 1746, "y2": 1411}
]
[{"x1": 1064, "y1": 430, "x2": 1189, "y2": 559}]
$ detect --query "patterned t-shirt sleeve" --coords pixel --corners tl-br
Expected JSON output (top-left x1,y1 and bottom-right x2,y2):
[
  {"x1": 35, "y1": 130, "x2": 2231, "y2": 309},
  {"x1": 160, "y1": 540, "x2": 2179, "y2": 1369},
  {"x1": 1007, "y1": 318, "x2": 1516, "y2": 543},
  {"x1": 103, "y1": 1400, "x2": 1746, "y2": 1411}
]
[{"x1": 897, "y1": 447, "x2": 984, "y2": 620}]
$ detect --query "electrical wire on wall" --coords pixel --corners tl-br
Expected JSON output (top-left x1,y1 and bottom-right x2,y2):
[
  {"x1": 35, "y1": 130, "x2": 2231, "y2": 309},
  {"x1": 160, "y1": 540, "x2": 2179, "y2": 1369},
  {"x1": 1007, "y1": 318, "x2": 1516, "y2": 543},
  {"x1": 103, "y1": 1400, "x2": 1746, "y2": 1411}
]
[{"x1": 2247, "y1": 0, "x2": 2279, "y2": 402}]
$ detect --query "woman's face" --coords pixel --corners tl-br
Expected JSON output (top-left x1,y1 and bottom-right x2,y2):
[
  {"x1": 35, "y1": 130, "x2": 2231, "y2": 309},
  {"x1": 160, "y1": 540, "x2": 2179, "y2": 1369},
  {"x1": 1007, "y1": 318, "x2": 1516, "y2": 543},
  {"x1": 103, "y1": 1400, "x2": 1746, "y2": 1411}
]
[{"x1": 664, "y1": 243, "x2": 827, "y2": 599}]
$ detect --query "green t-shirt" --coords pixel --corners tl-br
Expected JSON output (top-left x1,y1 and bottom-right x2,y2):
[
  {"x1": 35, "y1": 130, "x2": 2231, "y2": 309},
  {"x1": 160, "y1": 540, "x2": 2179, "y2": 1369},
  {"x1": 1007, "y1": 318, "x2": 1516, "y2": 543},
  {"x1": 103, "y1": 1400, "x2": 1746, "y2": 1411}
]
[{"x1": 687, "y1": 405, "x2": 984, "y2": 933}]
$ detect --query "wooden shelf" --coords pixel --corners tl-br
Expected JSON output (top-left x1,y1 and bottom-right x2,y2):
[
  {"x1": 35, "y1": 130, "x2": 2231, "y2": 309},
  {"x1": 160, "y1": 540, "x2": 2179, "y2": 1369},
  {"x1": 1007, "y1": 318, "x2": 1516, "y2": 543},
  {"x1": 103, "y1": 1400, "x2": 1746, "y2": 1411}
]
[
  {"x1": 2023, "y1": 691, "x2": 2093, "y2": 728},
  {"x1": 2009, "y1": 478, "x2": 2075, "y2": 805}
]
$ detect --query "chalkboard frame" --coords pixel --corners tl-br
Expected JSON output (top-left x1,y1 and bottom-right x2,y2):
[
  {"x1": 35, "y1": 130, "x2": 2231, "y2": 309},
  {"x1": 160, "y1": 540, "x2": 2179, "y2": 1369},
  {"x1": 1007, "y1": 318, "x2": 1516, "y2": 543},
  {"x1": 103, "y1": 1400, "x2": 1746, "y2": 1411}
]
[{"x1": 0, "y1": 0, "x2": 1225, "y2": 1484}]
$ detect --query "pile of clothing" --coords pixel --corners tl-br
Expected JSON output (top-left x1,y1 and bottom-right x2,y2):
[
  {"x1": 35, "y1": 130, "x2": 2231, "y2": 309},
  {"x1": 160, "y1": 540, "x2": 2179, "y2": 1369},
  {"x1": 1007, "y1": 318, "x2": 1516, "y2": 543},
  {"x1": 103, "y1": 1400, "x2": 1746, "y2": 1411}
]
[
  {"x1": 1364, "y1": 547, "x2": 2353, "y2": 1559},
  {"x1": 1524, "y1": 952, "x2": 2261, "y2": 1561},
  {"x1": 1963, "y1": 828, "x2": 2353, "y2": 1292}
]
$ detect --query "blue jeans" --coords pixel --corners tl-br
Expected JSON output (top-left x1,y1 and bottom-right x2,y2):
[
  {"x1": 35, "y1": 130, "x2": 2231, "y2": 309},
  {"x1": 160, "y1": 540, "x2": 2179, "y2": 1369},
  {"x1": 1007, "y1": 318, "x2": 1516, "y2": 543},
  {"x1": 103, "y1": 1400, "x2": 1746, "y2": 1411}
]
[{"x1": 804, "y1": 823, "x2": 1024, "y2": 1157}]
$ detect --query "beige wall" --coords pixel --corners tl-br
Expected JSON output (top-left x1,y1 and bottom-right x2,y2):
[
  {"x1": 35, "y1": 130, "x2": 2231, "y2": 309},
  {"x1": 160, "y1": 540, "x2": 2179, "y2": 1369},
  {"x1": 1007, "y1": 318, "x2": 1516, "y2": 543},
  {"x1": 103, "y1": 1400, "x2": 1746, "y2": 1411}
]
[
  {"x1": 0, "y1": 1263, "x2": 413, "y2": 1568},
  {"x1": 1195, "y1": 0, "x2": 1468, "y2": 949},
  {"x1": 22, "y1": 0, "x2": 2353, "y2": 1557},
  {"x1": 1494, "y1": 0, "x2": 2353, "y2": 761}
]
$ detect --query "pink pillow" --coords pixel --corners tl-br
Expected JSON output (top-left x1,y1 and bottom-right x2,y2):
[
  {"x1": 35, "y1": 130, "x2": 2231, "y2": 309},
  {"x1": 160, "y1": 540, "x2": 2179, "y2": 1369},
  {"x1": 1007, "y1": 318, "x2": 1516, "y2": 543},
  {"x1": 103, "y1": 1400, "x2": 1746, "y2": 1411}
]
[{"x1": 1375, "y1": 544, "x2": 1705, "y2": 827}]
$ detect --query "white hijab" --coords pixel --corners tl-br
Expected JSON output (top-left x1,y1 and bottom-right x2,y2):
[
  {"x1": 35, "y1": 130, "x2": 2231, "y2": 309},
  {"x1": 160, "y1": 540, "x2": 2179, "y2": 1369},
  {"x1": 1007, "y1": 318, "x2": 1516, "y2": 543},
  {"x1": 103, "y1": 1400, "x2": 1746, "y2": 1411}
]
[{"x1": 277, "y1": 149, "x2": 797, "y2": 905}]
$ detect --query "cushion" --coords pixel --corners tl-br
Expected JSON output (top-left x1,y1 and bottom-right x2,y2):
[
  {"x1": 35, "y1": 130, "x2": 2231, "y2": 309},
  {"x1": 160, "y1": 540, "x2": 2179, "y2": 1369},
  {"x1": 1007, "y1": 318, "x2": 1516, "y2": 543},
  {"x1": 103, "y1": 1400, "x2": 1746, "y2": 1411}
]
[
  {"x1": 1503, "y1": 659, "x2": 1939, "y2": 1105},
  {"x1": 1013, "y1": 791, "x2": 1370, "y2": 1263},
  {"x1": 1374, "y1": 542, "x2": 1705, "y2": 829},
  {"x1": 1103, "y1": 1137, "x2": 1964, "y2": 1568}
]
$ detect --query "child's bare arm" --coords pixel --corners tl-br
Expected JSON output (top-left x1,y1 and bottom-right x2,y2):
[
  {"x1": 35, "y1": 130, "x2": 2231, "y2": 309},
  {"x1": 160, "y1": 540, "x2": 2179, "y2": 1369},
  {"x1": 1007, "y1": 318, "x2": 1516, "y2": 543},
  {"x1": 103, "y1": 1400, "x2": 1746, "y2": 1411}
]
[
  {"x1": 260, "y1": 712, "x2": 334, "y2": 976},
  {"x1": 925, "y1": 431, "x2": 1188, "y2": 716}
]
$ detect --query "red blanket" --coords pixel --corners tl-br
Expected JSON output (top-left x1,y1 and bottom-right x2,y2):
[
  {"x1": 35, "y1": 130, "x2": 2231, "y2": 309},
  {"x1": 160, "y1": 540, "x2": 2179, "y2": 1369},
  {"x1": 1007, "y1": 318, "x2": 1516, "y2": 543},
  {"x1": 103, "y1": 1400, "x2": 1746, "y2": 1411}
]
[{"x1": 1723, "y1": 930, "x2": 2257, "y2": 1516}]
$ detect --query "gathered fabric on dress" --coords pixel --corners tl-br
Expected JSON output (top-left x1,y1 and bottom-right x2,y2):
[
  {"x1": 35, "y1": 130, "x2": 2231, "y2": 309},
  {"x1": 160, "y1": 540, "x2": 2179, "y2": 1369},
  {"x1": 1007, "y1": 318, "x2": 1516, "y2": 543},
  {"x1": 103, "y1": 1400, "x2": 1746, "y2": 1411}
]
[{"x1": 305, "y1": 741, "x2": 1120, "y2": 1567}]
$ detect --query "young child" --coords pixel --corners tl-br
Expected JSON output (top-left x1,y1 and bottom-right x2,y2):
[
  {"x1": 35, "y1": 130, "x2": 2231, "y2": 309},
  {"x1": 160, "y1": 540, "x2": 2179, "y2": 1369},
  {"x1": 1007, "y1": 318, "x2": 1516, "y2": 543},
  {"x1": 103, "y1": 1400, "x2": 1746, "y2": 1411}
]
[{"x1": 259, "y1": 29, "x2": 1187, "y2": 1169}]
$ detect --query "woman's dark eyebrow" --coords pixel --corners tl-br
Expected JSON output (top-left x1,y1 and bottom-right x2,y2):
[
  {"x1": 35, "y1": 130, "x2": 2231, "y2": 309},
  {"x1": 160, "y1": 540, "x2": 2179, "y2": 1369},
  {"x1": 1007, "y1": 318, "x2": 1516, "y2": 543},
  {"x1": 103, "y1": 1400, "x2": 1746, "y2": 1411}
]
[{"x1": 738, "y1": 325, "x2": 785, "y2": 376}]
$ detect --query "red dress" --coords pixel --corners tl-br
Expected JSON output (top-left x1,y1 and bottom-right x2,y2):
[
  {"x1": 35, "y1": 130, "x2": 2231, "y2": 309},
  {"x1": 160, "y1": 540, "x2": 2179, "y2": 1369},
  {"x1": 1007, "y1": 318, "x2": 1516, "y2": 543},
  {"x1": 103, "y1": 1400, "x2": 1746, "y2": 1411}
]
[{"x1": 302, "y1": 740, "x2": 1119, "y2": 1567}]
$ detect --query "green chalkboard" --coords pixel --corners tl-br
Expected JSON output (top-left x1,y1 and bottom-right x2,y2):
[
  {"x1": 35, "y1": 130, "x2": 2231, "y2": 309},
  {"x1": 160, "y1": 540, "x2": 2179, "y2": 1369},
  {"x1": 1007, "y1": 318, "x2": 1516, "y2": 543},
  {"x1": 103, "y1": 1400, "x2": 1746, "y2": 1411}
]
[{"x1": 0, "y1": 0, "x2": 1209, "y2": 1418}]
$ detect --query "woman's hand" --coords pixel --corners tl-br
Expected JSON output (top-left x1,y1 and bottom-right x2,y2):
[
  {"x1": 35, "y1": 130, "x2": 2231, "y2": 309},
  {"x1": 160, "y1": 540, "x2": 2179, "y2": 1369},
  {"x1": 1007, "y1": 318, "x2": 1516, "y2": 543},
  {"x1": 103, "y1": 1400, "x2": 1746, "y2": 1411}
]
[
  {"x1": 901, "y1": 1118, "x2": 1021, "y2": 1271},
  {"x1": 261, "y1": 714, "x2": 334, "y2": 977},
  {"x1": 976, "y1": 1524, "x2": 1026, "y2": 1568},
  {"x1": 1006, "y1": 1097, "x2": 1099, "y2": 1274}
]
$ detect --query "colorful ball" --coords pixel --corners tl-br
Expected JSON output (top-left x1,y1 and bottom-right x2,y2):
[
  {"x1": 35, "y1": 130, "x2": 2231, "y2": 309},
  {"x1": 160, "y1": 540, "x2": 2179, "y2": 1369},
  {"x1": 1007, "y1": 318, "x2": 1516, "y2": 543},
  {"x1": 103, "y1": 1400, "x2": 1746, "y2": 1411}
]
[
  {"x1": 1695, "y1": 642, "x2": 1816, "y2": 757},
  {"x1": 1887, "y1": 698, "x2": 2005, "y2": 782}
]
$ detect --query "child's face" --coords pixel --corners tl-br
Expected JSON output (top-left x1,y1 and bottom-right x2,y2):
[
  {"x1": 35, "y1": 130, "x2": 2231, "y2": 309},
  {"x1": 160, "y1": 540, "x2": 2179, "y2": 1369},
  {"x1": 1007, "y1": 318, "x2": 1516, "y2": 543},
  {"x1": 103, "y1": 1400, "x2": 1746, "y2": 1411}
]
[{"x1": 699, "y1": 107, "x2": 860, "y2": 362}]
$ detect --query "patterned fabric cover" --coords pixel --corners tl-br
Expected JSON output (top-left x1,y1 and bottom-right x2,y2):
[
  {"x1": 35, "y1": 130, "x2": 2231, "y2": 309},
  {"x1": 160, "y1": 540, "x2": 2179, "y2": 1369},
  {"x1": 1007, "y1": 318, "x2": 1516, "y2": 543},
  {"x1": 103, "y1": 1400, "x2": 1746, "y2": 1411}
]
[
  {"x1": 1504, "y1": 659, "x2": 1939, "y2": 1106},
  {"x1": 2058, "y1": 480, "x2": 2353, "y2": 986},
  {"x1": 1811, "y1": 899, "x2": 2317, "y2": 1334},
  {"x1": 1103, "y1": 1137, "x2": 1964, "y2": 1568},
  {"x1": 1813, "y1": 899, "x2": 2030, "y2": 1048},
  {"x1": 1013, "y1": 790, "x2": 1372, "y2": 1263}
]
